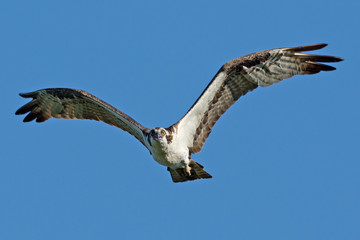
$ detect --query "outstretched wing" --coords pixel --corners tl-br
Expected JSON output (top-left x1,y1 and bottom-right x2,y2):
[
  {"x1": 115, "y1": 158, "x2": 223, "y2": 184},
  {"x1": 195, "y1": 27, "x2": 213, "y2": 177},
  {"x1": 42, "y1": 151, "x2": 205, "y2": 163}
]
[
  {"x1": 15, "y1": 88, "x2": 150, "y2": 146},
  {"x1": 172, "y1": 43, "x2": 343, "y2": 154}
]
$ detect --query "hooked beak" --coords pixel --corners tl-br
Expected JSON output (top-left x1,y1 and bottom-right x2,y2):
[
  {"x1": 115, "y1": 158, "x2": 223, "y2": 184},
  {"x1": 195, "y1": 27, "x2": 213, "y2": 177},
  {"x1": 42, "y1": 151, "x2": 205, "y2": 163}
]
[{"x1": 152, "y1": 134, "x2": 163, "y2": 141}]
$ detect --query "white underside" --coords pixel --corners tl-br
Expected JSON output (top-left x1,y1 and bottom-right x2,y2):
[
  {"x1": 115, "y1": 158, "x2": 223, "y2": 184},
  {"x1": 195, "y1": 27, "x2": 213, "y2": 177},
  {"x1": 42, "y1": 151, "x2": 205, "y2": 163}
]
[
  {"x1": 149, "y1": 134, "x2": 190, "y2": 169},
  {"x1": 176, "y1": 72, "x2": 228, "y2": 150}
]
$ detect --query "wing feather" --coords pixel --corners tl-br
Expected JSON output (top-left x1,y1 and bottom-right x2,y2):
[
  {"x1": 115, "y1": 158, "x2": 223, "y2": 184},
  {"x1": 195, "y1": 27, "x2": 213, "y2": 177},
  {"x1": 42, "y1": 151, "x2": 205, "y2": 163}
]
[
  {"x1": 15, "y1": 88, "x2": 150, "y2": 146},
  {"x1": 173, "y1": 43, "x2": 343, "y2": 153}
]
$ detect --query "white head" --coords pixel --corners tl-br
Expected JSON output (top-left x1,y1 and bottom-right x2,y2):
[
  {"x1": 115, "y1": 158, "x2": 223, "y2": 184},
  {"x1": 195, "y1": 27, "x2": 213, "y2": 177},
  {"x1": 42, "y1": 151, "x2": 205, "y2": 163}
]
[{"x1": 149, "y1": 127, "x2": 168, "y2": 144}]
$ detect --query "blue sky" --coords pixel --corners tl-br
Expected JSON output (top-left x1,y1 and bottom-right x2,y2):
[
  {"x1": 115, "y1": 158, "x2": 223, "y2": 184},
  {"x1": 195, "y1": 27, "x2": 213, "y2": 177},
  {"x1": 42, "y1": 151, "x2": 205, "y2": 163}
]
[{"x1": 1, "y1": 0, "x2": 359, "y2": 239}]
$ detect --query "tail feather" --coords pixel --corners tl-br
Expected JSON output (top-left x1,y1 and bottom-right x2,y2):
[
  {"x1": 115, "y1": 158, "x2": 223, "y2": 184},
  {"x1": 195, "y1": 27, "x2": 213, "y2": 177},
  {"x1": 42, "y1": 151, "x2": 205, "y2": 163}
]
[{"x1": 167, "y1": 160, "x2": 212, "y2": 183}]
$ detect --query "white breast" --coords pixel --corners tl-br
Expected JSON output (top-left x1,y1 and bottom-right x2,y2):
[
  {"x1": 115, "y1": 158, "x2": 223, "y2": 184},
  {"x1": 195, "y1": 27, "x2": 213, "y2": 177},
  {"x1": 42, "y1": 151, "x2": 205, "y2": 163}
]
[{"x1": 150, "y1": 135, "x2": 189, "y2": 168}]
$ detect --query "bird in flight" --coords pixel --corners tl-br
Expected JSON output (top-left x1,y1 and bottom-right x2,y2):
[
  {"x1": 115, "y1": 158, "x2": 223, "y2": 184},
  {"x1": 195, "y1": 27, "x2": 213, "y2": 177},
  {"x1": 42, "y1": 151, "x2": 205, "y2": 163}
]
[{"x1": 16, "y1": 43, "x2": 343, "y2": 183}]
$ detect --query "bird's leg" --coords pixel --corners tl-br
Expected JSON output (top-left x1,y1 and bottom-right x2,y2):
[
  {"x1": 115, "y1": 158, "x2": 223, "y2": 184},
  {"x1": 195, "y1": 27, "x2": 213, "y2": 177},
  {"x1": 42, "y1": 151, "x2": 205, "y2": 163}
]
[
  {"x1": 184, "y1": 164, "x2": 191, "y2": 176},
  {"x1": 175, "y1": 165, "x2": 192, "y2": 178}
]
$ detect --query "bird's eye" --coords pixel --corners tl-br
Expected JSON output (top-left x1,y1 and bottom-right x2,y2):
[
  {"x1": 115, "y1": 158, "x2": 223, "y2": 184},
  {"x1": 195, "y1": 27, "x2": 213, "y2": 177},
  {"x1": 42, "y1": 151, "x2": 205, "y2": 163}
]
[{"x1": 161, "y1": 130, "x2": 166, "y2": 135}]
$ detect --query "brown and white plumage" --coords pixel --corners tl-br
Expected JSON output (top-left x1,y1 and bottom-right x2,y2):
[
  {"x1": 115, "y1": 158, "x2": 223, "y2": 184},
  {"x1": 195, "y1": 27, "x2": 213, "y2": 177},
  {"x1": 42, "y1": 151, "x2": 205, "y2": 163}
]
[
  {"x1": 174, "y1": 43, "x2": 343, "y2": 154},
  {"x1": 15, "y1": 88, "x2": 150, "y2": 146},
  {"x1": 15, "y1": 43, "x2": 343, "y2": 183}
]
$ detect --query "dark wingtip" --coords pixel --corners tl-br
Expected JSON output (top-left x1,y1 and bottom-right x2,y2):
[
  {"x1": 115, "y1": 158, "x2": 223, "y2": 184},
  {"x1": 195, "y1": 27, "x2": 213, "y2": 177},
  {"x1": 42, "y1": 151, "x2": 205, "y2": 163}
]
[
  {"x1": 15, "y1": 109, "x2": 23, "y2": 115},
  {"x1": 309, "y1": 43, "x2": 328, "y2": 50},
  {"x1": 19, "y1": 93, "x2": 28, "y2": 98},
  {"x1": 289, "y1": 43, "x2": 328, "y2": 52},
  {"x1": 318, "y1": 55, "x2": 344, "y2": 63},
  {"x1": 333, "y1": 57, "x2": 344, "y2": 62},
  {"x1": 322, "y1": 65, "x2": 337, "y2": 71},
  {"x1": 16, "y1": 91, "x2": 38, "y2": 116},
  {"x1": 15, "y1": 99, "x2": 37, "y2": 115},
  {"x1": 23, "y1": 112, "x2": 37, "y2": 122},
  {"x1": 19, "y1": 91, "x2": 37, "y2": 98},
  {"x1": 301, "y1": 62, "x2": 338, "y2": 74}
]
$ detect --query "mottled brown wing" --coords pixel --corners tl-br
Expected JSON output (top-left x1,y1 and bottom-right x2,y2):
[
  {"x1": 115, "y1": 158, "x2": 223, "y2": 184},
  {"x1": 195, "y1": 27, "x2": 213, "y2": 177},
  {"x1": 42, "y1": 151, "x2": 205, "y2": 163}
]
[
  {"x1": 173, "y1": 43, "x2": 343, "y2": 154},
  {"x1": 15, "y1": 88, "x2": 150, "y2": 146}
]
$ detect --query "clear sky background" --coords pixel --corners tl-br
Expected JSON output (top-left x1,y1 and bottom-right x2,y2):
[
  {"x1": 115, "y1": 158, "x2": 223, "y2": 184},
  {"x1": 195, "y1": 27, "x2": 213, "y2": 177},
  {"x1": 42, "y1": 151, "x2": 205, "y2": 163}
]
[{"x1": 1, "y1": 0, "x2": 359, "y2": 239}]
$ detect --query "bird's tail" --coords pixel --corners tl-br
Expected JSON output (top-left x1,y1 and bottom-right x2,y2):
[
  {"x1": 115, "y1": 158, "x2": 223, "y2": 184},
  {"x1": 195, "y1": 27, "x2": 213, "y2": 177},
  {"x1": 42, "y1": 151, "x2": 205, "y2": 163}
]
[{"x1": 167, "y1": 160, "x2": 212, "y2": 183}]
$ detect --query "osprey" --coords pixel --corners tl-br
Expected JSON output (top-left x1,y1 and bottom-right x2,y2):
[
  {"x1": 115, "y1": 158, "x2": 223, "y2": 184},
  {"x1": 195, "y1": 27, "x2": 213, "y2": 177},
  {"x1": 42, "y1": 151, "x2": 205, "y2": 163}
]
[{"x1": 16, "y1": 43, "x2": 343, "y2": 183}]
